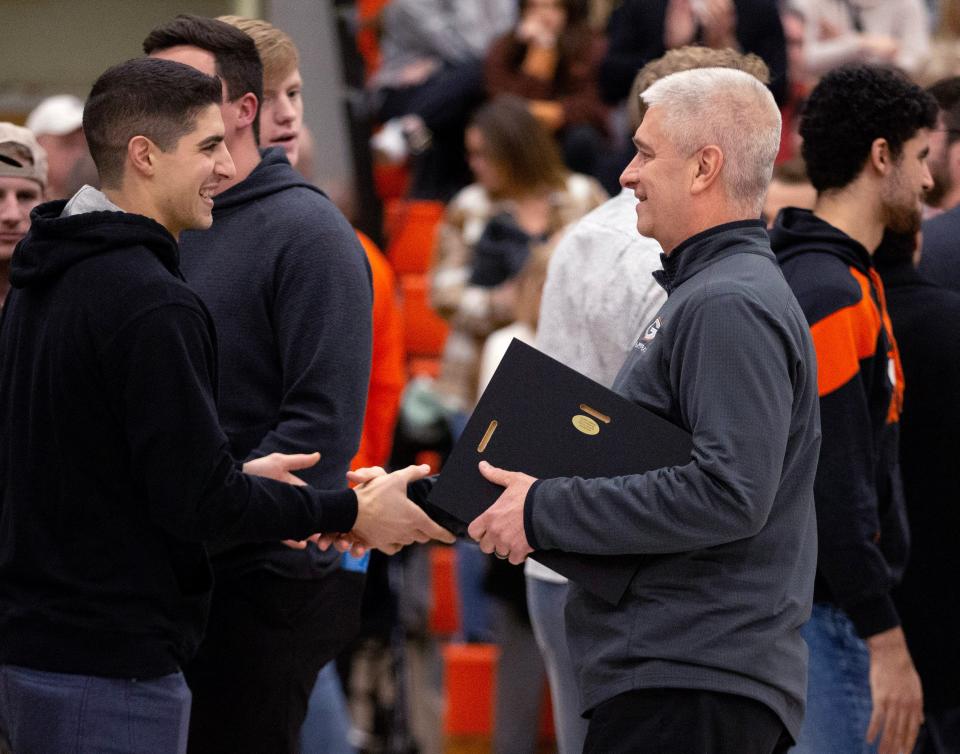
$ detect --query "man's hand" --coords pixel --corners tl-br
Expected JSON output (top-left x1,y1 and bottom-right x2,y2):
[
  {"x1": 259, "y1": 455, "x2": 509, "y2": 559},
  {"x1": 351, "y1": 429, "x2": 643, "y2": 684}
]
[
  {"x1": 865, "y1": 626, "x2": 924, "y2": 754},
  {"x1": 243, "y1": 451, "x2": 320, "y2": 484},
  {"x1": 347, "y1": 466, "x2": 388, "y2": 486},
  {"x1": 242, "y1": 452, "x2": 323, "y2": 550},
  {"x1": 466, "y1": 461, "x2": 536, "y2": 566},
  {"x1": 352, "y1": 464, "x2": 456, "y2": 554}
]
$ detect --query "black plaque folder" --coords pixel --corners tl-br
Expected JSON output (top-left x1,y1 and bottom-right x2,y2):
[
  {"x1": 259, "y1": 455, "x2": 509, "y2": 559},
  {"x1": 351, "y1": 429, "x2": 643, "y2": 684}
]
[{"x1": 427, "y1": 339, "x2": 693, "y2": 605}]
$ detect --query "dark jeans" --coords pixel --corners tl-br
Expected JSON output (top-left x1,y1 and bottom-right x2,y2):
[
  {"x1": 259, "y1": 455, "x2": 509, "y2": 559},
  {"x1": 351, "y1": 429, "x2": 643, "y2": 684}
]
[
  {"x1": 0, "y1": 666, "x2": 190, "y2": 754},
  {"x1": 185, "y1": 568, "x2": 364, "y2": 754},
  {"x1": 584, "y1": 688, "x2": 792, "y2": 754}
]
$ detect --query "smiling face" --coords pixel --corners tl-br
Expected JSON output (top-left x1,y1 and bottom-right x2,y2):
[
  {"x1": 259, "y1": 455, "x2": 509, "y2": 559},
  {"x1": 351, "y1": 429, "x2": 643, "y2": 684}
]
[
  {"x1": 880, "y1": 129, "x2": 933, "y2": 236},
  {"x1": 619, "y1": 107, "x2": 697, "y2": 252},
  {"x1": 260, "y1": 68, "x2": 303, "y2": 165},
  {"x1": 0, "y1": 176, "x2": 43, "y2": 261},
  {"x1": 151, "y1": 104, "x2": 235, "y2": 237}
]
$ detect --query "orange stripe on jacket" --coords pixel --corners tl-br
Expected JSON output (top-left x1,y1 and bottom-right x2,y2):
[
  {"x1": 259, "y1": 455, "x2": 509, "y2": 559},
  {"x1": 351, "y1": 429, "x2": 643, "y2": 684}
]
[{"x1": 809, "y1": 266, "x2": 903, "y2": 422}]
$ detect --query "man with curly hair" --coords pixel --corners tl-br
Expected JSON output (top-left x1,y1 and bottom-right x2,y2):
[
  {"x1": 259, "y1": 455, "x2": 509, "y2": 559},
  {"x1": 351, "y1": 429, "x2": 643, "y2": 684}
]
[{"x1": 770, "y1": 63, "x2": 936, "y2": 754}]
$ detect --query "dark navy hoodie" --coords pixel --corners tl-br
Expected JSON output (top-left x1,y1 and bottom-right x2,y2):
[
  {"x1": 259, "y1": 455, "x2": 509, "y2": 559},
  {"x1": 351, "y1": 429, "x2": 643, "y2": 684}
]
[
  {"x1": 178, "y1": 148, "x2": 373, "y2": 581},
  {"x1": 0, "y1": 201, "x2": 357, "y2": 678}
]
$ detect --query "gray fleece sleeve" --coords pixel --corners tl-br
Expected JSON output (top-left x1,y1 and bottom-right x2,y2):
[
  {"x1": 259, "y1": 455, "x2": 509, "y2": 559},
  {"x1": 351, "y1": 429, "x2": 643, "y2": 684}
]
[{"x1": 526, "y1": 292, "x2": 796, "y2": 555}]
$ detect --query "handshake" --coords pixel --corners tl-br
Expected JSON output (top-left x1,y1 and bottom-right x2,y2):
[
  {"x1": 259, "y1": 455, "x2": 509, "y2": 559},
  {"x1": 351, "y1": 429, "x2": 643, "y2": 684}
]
[{"x1": 243, "y1": 453, "x2": 456, "y2": 555}]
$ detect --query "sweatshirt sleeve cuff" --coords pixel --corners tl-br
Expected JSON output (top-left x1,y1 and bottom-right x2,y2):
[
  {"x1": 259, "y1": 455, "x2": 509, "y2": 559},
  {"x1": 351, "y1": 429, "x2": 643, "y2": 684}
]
[
  {"x1": 317, "y1": 488, "x2": 358, "y2": 534},
  {"x1": 523, "y1": 479, "x2": 545, "y2": 551},
  {"x1": 846, "y1": 594, "x2": 900, "y2": 638}
]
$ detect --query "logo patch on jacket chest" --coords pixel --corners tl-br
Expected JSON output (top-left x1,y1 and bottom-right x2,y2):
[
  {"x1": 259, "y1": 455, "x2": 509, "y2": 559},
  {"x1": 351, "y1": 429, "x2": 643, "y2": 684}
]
[{"x1": 633, "y1": 317, "x2": 663, "y2": 353}]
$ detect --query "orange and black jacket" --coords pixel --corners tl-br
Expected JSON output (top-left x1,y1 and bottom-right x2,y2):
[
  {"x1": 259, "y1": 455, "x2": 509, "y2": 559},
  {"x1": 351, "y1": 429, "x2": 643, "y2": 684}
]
[{"x1": 771, "y1": 208, "x2": 908, "y2": 638}]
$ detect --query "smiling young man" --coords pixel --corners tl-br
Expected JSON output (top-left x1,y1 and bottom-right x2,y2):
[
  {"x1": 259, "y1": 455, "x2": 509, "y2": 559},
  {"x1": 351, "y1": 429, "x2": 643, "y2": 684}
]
[
  {"x1": 769, "y1": 64, "x2": 937, "y2": 754},
  {"x1": 143, "y1": 16, "x2": 382, "y2": 754},
  {"x1": 0, "y1": 57, "x2": 445, "y2": 754},
  {"x1": 469, "y1": 67, "x2": 819, "y2": 753},
  {"x1": 0, "y1": 124, "x2": 46, "y2": 307}
]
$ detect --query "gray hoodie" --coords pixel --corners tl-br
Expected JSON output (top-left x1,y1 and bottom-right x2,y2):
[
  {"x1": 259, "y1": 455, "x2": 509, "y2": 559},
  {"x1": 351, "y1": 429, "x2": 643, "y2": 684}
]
[{"x1": 523, "y1": 220, "x2": 820, "y2": 739}]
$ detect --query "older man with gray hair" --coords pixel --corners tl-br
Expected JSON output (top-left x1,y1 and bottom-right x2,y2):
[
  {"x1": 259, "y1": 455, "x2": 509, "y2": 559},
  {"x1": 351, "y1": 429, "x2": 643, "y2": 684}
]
[{"x1": 469, "y1": 67, "x2": 820, "y2": 753}]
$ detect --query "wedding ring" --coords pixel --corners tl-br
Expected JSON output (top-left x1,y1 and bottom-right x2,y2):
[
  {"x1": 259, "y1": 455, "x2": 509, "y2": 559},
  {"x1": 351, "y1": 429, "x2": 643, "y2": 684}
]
[{"x1": 494, "y1": 549, "x2": 510, "y2": 560}]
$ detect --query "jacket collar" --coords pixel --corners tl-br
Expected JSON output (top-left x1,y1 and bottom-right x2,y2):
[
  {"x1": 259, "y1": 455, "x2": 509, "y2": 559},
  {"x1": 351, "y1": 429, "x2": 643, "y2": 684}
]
[{"x1": 653, "y1": 219, "x2": 770, "y2": 294}]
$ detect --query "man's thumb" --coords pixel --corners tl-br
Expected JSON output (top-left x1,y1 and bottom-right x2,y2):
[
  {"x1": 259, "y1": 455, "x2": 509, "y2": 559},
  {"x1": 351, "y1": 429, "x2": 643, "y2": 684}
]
[
  {"x1": 478, "y1": 460, "x2": 512, "y2": 487},
  {"x1": 281, "y1": 451, "x2": 321, "y2": 471}
]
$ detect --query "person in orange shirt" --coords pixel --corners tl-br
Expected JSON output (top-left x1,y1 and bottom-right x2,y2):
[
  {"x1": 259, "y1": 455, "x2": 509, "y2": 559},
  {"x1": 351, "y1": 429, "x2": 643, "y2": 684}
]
[{"x1": 352, "y1": 231, "x2": 406, "y2": 472}]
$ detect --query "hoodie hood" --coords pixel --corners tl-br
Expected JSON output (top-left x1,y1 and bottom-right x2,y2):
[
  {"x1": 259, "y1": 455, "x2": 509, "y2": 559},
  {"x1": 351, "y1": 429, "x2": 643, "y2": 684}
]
[
  {"x1": 769, "y1": 207, "x2": 872, "y2": 272},
  {"x1": 211, "y1": 147, "x2": 325, "y2": 213},
  {"x1": 10, "y1": 200, "x2": 179, "y2": 290}
]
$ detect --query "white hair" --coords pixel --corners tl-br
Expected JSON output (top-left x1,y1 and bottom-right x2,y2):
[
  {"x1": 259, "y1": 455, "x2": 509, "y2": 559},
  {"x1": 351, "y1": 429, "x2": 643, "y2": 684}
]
[{"x1": 641, "y1": 67, "x2": 781, "y2": 214}]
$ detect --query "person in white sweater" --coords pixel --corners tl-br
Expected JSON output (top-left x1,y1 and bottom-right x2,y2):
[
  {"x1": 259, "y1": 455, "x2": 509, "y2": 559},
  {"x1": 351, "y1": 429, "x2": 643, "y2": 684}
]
[{"x1": 790, "y1": 0, "x2": 931, "y2": 77}]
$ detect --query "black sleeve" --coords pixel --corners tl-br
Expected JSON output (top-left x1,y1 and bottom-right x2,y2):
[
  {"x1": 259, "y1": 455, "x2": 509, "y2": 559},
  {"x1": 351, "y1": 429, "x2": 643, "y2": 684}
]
[{"x1": 113, "y1": 302, "x2": 358, "y2": 543}]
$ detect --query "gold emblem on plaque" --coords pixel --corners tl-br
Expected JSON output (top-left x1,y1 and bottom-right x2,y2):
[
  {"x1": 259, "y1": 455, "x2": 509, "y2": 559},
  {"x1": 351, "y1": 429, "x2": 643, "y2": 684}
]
[{"x1": 572, "y1": 415, "x2": 600, "y2": 435}]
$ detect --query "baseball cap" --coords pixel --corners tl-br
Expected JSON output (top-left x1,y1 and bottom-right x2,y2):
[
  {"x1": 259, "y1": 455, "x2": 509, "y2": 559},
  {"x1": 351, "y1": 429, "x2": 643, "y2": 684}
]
[
  {"x1": 0, "y1": 123, "x2": 48, "y2": 189},
  {"x1": 26, "y1": 94, "x2": 84, "y2": 137}
]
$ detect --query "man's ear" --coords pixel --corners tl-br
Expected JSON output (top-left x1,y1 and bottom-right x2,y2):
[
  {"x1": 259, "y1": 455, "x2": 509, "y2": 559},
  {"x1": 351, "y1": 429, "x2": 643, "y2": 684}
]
[
  {"x1": 869, "y1": 137, "x2": 893, "y2": 176},
  {"x1": 690, "y1": 144, "x2": 724, "y2": 196},
  {"x1": 127, "y1": 135, "x2": 156, "y2": 178},
  {"x1": 233, "y1": 92, "x2": 259, "y2": 133}
]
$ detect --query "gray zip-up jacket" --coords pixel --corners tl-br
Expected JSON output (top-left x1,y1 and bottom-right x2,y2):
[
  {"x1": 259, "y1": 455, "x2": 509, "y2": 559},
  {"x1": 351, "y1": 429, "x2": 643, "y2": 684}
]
[{"x1": 523, "y1": 220, "x2": 821, "y2": 739}]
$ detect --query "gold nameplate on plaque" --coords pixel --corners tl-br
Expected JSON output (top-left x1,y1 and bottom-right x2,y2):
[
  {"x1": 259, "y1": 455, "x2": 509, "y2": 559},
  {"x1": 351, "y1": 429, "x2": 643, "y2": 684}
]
[
  {"x1": 477, "y1": 420, "x2": 498, "y2": 452},
  {"x1": 572, "y1": 415, "x2": 600, "y2": 435}
]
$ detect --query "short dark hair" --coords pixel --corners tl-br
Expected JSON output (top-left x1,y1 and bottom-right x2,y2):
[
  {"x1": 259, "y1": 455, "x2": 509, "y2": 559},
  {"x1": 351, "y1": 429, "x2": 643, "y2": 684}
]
[
  {"x1": 143, "y1": 14, "x2": 262, "y2": 141},
  {"x1": 83, "y1": 57, "x2": 222, "y2": 188},
  {"x1": 928, "y1": 76, "x2": 960, "y2": 144},
  {"x1": 800, "y1": 64, "x2": 938, "y2": 192}
]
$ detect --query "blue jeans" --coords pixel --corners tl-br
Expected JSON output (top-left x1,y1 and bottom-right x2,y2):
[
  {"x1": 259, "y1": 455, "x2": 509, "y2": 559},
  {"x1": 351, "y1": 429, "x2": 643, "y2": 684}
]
[
  {"x1": 792, "y1": 604, "x2": 878, "y2": 754},
  {"x1": 0, "y1": 665, "x2": 191, "y2": 754},
  {"x1": 455, "y1": 539, "x2": 493, "y2": 643},
  {"x1": 526, "y1": 577, "x2": 589, "y2": 754}
]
